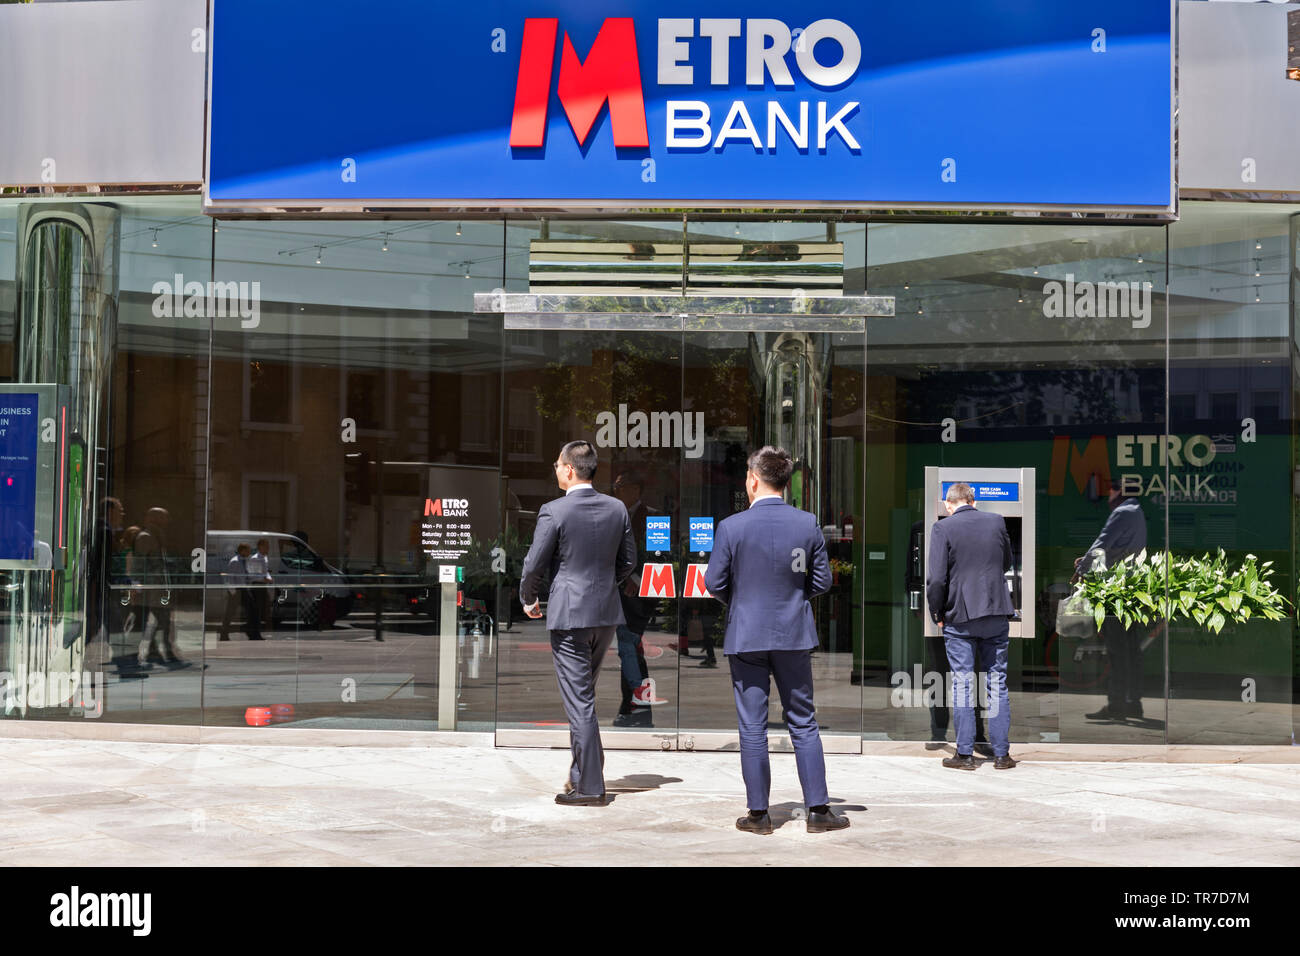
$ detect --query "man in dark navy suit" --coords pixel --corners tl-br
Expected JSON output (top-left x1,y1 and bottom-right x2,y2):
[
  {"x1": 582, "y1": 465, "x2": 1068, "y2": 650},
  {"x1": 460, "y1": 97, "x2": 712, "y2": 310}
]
[
  {"x1": 926, "y1": 482, "x2": 1017, "y2": 770},
  {"x1": 520, "y1": 440, "x2": 637, "y2": 806},
  {"x1": 705, "y1": 446, "x2": 850, "y2": 834}
]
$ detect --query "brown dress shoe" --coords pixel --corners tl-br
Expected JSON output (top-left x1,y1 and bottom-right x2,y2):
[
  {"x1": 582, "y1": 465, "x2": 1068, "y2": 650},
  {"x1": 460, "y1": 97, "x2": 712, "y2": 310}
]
[
  {"x1": 942, "y1": 754, "x2": 977, "y2": 770},
  {"x1": 993, "y1": 755, "x2": 1017, "y2": 770},
  {"x1": 736, "y1": 812, "x2": 773, "y2": 834},
  {"x1": 806, "y1": 808, "x2": 851, "y2": 832}
]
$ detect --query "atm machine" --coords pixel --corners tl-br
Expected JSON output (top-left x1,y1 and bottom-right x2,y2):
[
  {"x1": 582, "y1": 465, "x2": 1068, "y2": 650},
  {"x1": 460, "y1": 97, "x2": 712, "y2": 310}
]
[{"x1": 921, "y1": 466, "x2": 1035, "y2": 639}]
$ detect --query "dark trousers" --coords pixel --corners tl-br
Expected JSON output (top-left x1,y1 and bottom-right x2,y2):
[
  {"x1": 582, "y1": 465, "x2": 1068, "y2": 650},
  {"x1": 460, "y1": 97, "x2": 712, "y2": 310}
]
[
  {"x1": 242, "y1": 589, "x2": 263, "y2": 639},
  {"x1": 221, "y1": 589, "x2": 262, "y2": 639},
  {"x1": 1101, "y1": 617, "x2": 1144, "y2": 707},
  {"x1": 728, "y1": 649, "x2": 830, "y2": 811},
  {"x1": 551, "y1": 626, "x2": 616, "y2": 796}
]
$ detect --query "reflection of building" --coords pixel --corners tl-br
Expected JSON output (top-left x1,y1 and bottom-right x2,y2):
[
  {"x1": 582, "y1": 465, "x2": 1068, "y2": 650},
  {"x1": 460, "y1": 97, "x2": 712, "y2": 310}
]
[{"x1": 0, "y1": 0, "x2": 1295, "y2": 749}]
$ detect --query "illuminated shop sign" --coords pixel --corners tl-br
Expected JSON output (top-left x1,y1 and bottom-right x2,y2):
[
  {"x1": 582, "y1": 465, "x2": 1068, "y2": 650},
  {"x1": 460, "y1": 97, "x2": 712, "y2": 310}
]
[{"x1": 208, "y1": 1, "x2": 1173, "y2": 211}]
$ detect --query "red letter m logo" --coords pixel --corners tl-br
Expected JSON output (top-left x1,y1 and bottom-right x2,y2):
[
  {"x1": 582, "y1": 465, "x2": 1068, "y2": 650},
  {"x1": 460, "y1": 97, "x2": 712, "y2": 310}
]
[
  {"x1": 424, "y1": 498, "x2": 443, "y2": 517},
  {"x1": 510, "y1": 17, "x2": 649, "y2": 149}
]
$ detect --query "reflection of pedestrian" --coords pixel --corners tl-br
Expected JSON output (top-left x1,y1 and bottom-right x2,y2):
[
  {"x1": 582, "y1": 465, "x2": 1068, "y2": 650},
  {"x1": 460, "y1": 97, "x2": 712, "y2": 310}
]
[
  {"x1": 927, "y1": 483, "x2": 1015, "y2": 770},
  {"x1": 706, "y1": 446, "x2": 849, "y2": 834},
  {"x1": 87, "y1": 498, "x2": 124, "y2": 652},
  {"x1": 1076, "y1": 486, "x2": 1147, "y2": 721},
  {"x1": 248, "y1": 537, "x2": 274, "y2": 631},
  {"x1": 135, "y1": 508, "x2": 184, "y2": 666},
  {"x1": 220, "y1": 543, "x2": 264, "y2": 641},
  {"x1": 612, "y1": 471, "x2": 665, "y2": 725}
]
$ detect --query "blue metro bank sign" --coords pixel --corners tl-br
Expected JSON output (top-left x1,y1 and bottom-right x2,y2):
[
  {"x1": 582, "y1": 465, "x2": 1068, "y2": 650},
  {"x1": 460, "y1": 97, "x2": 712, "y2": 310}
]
[{"x1": 206, "y1": 1, "x2": 1174, "y2": 211}]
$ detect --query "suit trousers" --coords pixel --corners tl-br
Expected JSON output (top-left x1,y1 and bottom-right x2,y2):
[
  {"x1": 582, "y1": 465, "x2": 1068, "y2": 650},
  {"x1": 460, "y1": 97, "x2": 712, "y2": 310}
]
[
  {"x1": 728, "y1": 649, "x2": 830, "y2": 811},
  {"x1": 551, "y1": 626, "x2": 616, "y2": 796}
]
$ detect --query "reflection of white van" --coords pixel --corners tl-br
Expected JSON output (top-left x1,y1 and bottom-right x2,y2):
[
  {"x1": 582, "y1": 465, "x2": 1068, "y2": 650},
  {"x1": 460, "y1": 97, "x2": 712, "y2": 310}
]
[{"x1": 205, "y1": 531, "x2": 353, "y2": 627}]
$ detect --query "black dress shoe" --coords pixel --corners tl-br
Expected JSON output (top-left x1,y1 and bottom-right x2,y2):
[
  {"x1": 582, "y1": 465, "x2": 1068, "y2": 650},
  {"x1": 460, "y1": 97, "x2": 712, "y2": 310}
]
[
  {"x1": 806, "y1": 808, "x2": 851, "y2": 833},
  {"x1": 735, "y1": 812, "x2": 773, "y2": 834},
  {"x1": 994, "y1": 755, "x2": 1017, "y2": 770},
  {"x1": 973, "y1": 742, "x2": 995, "y2": 759},
  {"x1": 924, "y1": 740, "x2": 947, "y2": 751},
  {"x1": 555, "y1": 790, "x2": 607, "y2": 806},
  {"x1": 942, "y1": 754, "x2": 977, "y2": 770},
  {"x1": 1128, "y1": 701, "x2": 1144, "y2": 719},
  {"x1": 1085, "y1": 703, "x2": 1126, "y2": 720},
  {"x1": 698, "y1": 658, "x2": 718, "y2": 668}
]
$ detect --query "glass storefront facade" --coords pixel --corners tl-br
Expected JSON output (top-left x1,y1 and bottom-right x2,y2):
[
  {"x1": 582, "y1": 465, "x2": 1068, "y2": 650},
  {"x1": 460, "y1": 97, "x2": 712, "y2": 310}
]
[{"x1": 0, "y1": 196, "x2": 1294, "y2": 747}]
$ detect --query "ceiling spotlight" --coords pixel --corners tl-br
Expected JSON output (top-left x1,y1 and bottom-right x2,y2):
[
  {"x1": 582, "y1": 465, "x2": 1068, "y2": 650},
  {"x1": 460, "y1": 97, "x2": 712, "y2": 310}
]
[
  {"x1": 1255, "y1": 286, "x2": 1261, "y2": 303},
  {"x1": 1255, "y1": 240, "x2": 1262, "y2": 250},
  {"x1": 1032, "y1": 267, "x2": 1039, "y2": 275},
  {"x1": 463, "y1": 262, "x2": 471, "y2": 278},
  {"x1": 1254, "y1": 259, "x2": 1261, "y2": 277},
  {"x1": 151, "y1": 229, "x2": 159, "y2": 249},
  {"x1": 916, "y1": 305, "x2": 923, "y2": 315},
  {"x1": 381, "y1": 232, "x2": 390, "y2": 252},
  {"x1": 213, "y1": 225, "x2": 219, "y2": 234},
  {"x1": 315, "y1": 245, "x2": 323, "y2": 264},
  {"x1": 1017, "y1": 290, "x2": 1024, "y2": 303},
  {"x1": 734, "y1": 225, "x2": 741, "y2": 236},
  {"x1": 1136, "y1": 254, "x2": 1143, "y2": 264},
  {"x1": 903, "y1": 282, "x2": 909, "y2": 290},
  {"x1": 456, "y1": 223, "x2": 462, "y2": 237}
]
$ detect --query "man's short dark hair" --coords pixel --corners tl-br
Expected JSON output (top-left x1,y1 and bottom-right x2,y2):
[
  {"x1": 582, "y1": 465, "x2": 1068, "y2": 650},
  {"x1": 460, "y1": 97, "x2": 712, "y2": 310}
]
[
  {"x1": 560, "y1": 440, "x2": 598, "y2": 480},
  {"x1": 945, "y1": 482, "x2": 976, "y2": 505},
  {"x1": 746, "y1": 445, "x2": 794, "y2": 491}
]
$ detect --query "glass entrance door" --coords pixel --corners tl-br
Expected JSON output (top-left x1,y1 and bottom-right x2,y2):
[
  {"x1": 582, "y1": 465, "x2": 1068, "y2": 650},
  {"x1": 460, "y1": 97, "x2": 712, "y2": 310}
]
[
  {"x1": 490, "y1": 284, "x2": 878, "y2": 754},
  {"x1": 675, "y1": 327, "x2": 864, "y2": 753}
]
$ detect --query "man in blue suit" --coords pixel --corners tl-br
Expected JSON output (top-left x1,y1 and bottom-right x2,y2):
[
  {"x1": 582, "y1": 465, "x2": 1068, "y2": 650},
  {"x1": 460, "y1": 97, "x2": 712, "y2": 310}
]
[
  {"x1": 926, "y1": 482, "x2": 1017, "y2": 770},
  {"x1": 705, "y1": 446, "x2": 850, "y2": 834}
]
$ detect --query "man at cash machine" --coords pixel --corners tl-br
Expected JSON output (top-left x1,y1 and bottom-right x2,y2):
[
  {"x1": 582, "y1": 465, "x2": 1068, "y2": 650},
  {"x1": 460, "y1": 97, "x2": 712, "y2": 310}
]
[{"x1": 926, "y1": 482, "x2": 1017, "y2": 770}]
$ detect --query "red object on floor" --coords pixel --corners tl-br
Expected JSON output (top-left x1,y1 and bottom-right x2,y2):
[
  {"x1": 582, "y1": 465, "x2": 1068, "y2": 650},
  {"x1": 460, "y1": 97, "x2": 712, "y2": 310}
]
[{"x1": 244, "y1": 706, "x2": 272, "y2": 727}]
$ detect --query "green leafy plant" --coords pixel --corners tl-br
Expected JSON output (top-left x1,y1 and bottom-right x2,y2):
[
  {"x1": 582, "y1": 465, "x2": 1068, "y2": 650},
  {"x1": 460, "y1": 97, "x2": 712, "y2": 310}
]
[{"x1": 1074, "y1": 549, "x2": 1290, "y2": 635}]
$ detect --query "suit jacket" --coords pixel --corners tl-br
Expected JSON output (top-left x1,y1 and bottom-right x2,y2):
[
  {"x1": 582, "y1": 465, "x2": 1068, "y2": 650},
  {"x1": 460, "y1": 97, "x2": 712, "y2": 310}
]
[
  {"x1": 519, "y1": 486, "x2": 637, "y2": 631},
  {"x1": 704, "y1": 497, "x2": 831, "y2": 655},
  {"x1": 926, "y1": 505, "x2": 1014, "y2": 626},
  {"x1": 1078, "y1": 497, "x2": 1146, "y2": 573}
]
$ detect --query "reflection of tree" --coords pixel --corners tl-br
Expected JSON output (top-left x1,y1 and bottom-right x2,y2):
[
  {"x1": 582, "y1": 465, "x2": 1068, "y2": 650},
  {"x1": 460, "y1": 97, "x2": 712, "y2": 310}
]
[
  {"x1": 459, "y1": 528, "x2": 530, "y2": 601},
  {"x1": 897, "y1": 365, "x2": 1134, "y2": 431},
  {"x1": 533, "y1": 331, "x2": 750, "y2": 432}
]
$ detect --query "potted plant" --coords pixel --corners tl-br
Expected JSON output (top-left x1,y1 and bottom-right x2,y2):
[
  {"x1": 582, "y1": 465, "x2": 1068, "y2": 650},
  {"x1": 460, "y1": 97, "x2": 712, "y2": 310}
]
[{"x1": 1073, "y1": 549, "x2": 1290, "y2": 633}]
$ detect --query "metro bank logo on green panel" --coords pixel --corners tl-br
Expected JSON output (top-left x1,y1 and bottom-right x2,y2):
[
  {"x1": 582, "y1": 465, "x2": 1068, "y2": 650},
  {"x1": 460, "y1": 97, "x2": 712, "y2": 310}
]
[{"x1": 207, "y1": 1, "x2": 1173, "y2": 209}]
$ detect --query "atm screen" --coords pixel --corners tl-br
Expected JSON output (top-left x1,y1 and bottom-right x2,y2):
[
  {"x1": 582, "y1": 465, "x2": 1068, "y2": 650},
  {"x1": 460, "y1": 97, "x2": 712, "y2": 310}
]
[{"x1": 941, "y1": 481, "x2": 1020, "y2": 502}]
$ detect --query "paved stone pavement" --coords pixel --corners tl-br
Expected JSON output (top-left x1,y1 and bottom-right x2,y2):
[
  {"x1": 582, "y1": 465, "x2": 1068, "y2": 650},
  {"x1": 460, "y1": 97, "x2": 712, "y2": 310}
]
[{"x1": 1, "y1": 735, "x2": 1297, "y2": 866}]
